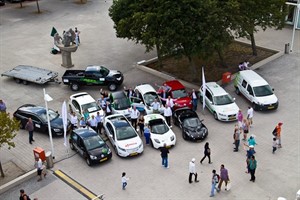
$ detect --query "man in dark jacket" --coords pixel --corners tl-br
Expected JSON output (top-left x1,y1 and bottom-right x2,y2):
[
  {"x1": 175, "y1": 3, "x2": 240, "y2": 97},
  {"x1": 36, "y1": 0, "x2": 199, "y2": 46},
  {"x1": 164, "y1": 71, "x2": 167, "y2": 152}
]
[{"x1": 159, "y1": 143, "x2": 169, "y2": 168}]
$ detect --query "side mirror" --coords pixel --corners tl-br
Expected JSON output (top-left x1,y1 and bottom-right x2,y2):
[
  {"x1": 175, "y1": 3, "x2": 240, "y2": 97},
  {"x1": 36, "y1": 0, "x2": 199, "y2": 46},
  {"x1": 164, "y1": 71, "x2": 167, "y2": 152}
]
[
  {"x1": 109, "y1": 134, "x2": 113, "y2": 138},
  {"x1": 233, "y1": 98, "x2": 236, "y2": 101},
  {"x1": 272, "y1": 88, "x2": 274, "y2": 91}
]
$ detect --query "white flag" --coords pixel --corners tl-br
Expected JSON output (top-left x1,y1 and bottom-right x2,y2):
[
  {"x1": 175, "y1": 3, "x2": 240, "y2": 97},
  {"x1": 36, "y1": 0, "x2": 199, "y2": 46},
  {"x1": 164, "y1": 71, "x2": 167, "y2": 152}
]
[
  {"x1": 62, "y1": 101, "x2": 68, "y2": 147},
  {"x1": 202, "y1": 67, "x2": 206, "y2": 110}
]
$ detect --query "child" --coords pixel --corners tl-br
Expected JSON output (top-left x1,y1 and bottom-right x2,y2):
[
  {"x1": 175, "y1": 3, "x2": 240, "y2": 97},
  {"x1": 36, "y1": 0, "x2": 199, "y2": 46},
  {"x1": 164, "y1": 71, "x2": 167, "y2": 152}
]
[
  {"x1": 272, "y1": 137, "x2": 278, "y2": 154},
  {"x1": 122, "y1": 172, "x2": 129, "y2": 190}
]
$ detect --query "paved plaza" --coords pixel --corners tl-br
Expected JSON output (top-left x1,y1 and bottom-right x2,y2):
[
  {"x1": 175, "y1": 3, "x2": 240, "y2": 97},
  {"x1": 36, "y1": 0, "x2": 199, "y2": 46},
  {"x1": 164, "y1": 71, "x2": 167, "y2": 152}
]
[{"x1": 0, "y1": 0, "x2": 299, "y2": 199}]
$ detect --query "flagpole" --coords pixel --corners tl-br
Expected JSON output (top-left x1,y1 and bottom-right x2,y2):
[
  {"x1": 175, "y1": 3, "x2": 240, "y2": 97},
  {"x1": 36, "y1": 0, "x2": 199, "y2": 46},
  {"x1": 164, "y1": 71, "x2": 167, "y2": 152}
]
[{"x1": 201, "y1": 67, "x2": 206, "y2": 116}]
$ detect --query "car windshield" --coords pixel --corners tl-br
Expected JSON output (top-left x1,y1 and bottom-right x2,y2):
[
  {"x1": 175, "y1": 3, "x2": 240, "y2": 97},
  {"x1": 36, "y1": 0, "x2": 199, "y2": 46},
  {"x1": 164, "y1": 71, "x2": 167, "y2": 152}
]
[
  {"x1": 183, "y1": 118, "x2": 201, "y2": 128},
  {"x1": 83, "y1": 135, "x2": 105, "y2": 151},
  {"x1": 82, "y1": 102, "x2": 101, "y2": 113},
  {"x1": 172, "y1": 89, "x2": 187, "y2": 99},
  {"x1": 114, "y1": 97, "x2": 131, "y2": 110},
  {"x1": 100, "y1": 66, "x2": 109, "y2": 77},
  {"x1": 151, "y1": 123, "x2": 169, "y2": 135},
  {"x1": 39, "y1": 109, "x2": 59, "y2": 122},
  {"x1": 253, "y1": 85, "x2": 273, "y2": 97},
  {"x1": 214, "y1": 94, "x2": 234, "y2": 105},
  {"x1": 116, "y1": 126, "x2": 137, "y2": 140},
  {"x1": 144, "y1": 92, "x2": 158, "y2": 106}
]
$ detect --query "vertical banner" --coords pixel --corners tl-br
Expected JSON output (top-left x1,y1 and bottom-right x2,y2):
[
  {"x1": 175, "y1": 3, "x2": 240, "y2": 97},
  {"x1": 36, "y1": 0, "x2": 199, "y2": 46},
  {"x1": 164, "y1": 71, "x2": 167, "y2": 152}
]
[
  {"x1": 62, "y1": 101, "x2": 68, "y2": 147},
  {"x1": 202, "y1": 67, "x2": 206, "y2": 110}
]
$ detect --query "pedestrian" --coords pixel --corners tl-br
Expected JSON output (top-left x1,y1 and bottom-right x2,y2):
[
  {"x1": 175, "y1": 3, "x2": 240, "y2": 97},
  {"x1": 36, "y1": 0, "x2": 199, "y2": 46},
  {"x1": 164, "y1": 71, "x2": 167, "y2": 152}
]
[
  {"x1": 237, "y1": 110, "x2": 243, "y2": 130},
  {"x1": 188, "y1": 158, "x2": 199, "y2": 183},
  {"x1": 19, "y1": 189, "x2": 31, "y2": 200},
  {"x1": 247, "y1": 106, "x2": 254, "y2": 127},
  {"x1": 190, "y1": 89, "x2": 198, "y2": 111},
  {"x1": 88, "y1": 115, "x2": 98, "y2": 131},
  {"x1": 275, "y1": 122, "x2": 283, "y2": 148},
  {"x1": 25, "y1": 118, "x2": 34, "y2": 144},
  {"x1": 79, "y1": 117, "x2": 86, "y2": 128},
  {"x1": 245, "y1": 145, "x2": 255, "y2": 173},
  {"x1": 138, "y1": 115, "x2": 145, "y2": 135},
  {"x1": 210, "y1": 170, "x2": 220, "y2": 197},
  {"x1": 121, "y1": 172, "x2": 129, "y2": 190},
  {"x1": 160, "y1": 96, "x2": 177, "y2": 111},
  {"x1": 124, "y1": 86, "x2": 135, "y2": 98},
  {"x1": 159, "y1": 143, "x2": 169, "y2": 168},
  {"x1": 200, "y1": 142, "x2": 212, "y2": 164},
  {"x1": 272, "y1": 137, "x2": 278, "y2": 154},
  {"x1": 69, "y1": 111, "x2": 78, "y2": 130},
  {"x1": 95, "y1": 111, "x2": 104, "y2": 134},
  {"x1": 248, "y1": 135, "x2": 257, "y2": 153},
  {"x1": 98, "y1": 90, "x2": 108, "y2": 109},
  {"x1": 151, "y1": 98, "x2": 161, "y2": 114},
  {"x1": 217, "y1": 164, "x2": 230, "y2": 191},
  {"x1": 163, "y1": 104, "x2": 172, "y2": 127},
  {"x1": 105, "y1": 101, "x2": 112, "y2": 116},
  {"x1": 233, "y1": 125, "x2": 241, "y2": 152},
  {"x1": 155, "y1": 83, "x2": 172, "y2": 98},
  {"x1": 83, "y1": 109, "x2": 89, "y2": 122},
  {"x1": 242, "y1": 118, "x2": 250, "y2": 141},
  {"x1": 129, "y1": 106, "x2": 140, "y2": 130},
  {"x1": 74, "y1": 27, "x2": 80, "y2": 46},
  {"x1": 144, "y1": 125, "x2": 151, "y2": 145},
  {"x1": 35, "y1": 157, "x2": 46, "y2": 182},
  {"x1": 0, "y1": 99, "x2": 6, "y2": 112},
  {"x1": 249, "y1": 155, "x2": 257, "y2": 182}
]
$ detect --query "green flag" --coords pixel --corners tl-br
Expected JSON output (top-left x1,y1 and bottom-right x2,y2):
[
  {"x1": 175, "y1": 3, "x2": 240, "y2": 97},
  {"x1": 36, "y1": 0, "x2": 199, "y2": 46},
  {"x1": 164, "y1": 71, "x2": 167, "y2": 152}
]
[{"x1": 50, "y1": 27, "x2": 57, "y2": 37}]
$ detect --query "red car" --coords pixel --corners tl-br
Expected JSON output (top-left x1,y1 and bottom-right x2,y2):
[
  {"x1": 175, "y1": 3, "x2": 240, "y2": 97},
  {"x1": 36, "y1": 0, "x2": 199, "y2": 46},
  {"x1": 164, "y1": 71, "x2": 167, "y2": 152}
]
[{"x1": 157, "y1": 80, "x2": 192, "y2": 110}]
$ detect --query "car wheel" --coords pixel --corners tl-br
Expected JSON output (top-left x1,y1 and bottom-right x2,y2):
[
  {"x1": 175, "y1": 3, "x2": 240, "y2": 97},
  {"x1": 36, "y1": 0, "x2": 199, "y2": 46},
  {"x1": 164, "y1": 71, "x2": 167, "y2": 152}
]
[
  {"x1": 113, "y1": 145, "x2": 119, "y2": 156},
  {"x1": 14, "y1": 78, "x2": 21, "y2": 84},
  {"x1": 182, "y1": 131, "x2": 187, "y2": 140},
  {"x1": 252, "y1": 103, "x2": 258, "y2": 111},
  {"x1": 70, "y1": 142, "x2": 75, "y2": 150},
  {"x1": 213, "y1": 112, "x2": 218, "y2": 120},
  {"x1": 150, "y1": 139, "x2": 154, "y2": 148},
  {"x1": 71, "y1": 83, "x2": 79, "y2": 91},
  {"x1": 23, "y1": 80, "x2": 28, "y2": 85},
  {"x1": 108, "y1": 83, "x2": 117, "y2": 91},
  {"x1": 200, "y1": 96, "x2": 203, "y2": 104},
  {"x1": 235, "y1": 87, "x2": 240, "y2": 95},
  {"x1": 86, "y1": 157, "x2": 91, "y2": 166}
]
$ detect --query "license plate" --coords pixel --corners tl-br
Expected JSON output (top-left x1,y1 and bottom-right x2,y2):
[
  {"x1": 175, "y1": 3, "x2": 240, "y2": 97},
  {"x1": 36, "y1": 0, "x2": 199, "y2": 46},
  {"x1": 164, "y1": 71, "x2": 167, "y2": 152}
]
[
  {"x1": 268, "y1": 106, "x2": 274, "y2": 109},
  {"x1": 229, "y1": 117, "x2": 236, "y2": 120},
  {"x1": 100, "y1": 157, "x2": 108, "y2": 162},
  {"x1": 166, "y1": 145, "x2": 171, "y2": 149},
  {"x1": 130, "y1": 152, "x2": 138, "y2": 156}
]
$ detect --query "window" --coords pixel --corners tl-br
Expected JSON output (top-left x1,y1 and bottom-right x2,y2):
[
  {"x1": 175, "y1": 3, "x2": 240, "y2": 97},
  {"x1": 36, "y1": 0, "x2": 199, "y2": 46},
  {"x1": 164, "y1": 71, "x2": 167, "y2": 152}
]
[
  {"x1": 72, "y1": 100, "x2": 80, "y2": 113},
  {"x1": 247, "y1": 85, "x2": 254, "y2": 96},
  {"x1": 242, "y1": 80, "x2": 247, "y2": 88},
  {"x1": 106, "y1": 123, "x2": 115, "y2": 140},
  {"x1": 206, "y1": 91, "x2": 213, "y2": 102}
]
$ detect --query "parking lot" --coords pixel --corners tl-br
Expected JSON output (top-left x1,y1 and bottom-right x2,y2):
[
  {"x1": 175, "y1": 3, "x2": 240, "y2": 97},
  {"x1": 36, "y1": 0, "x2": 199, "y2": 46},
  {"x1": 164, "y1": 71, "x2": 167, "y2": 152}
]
[{"x1": 0, "y1": 0, "x2": 299, "y2": 199}]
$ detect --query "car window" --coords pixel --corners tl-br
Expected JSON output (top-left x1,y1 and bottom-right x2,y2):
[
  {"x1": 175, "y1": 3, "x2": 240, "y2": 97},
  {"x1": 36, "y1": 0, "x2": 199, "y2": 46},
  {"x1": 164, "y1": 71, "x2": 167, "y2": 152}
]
[
  {"x1": 31, "y1": 115, "x2": 40, "y2": 123},
  {"x1": 71, "y1": 132, "x2": 78, "y2": 142},
  {"x1": 247, "y1": 85, "x2": 254, "y2": 96},
  {"x1": 130, "y1": 97, "x2": 142, "y2": 104},
  {"x1": 83, "y1": 135, "x2": 105, "y2": 151},
  {"x1": 214, "y1": 94, "x2": 234, "y2": 105},
  {"x1": 253, "y1": 85, "x2": 273, "y2": 97},
  {"x1": 206, "y1": 90, "x2": 213, "y2": 102},
  {"x1": 82, "y1": 102, "x2": 102, "y2": 113},
  {"x1": 183, "y1": 118, "x2": 201, "y2": 127},
  {"x1": 100, "y1": 66, "x2": 109, "y2": 77},
  {"x1": 172, "y1": 89, "x2": 187, "y2": 99},
  {"x1": 242, "y1": 80, "x2": 247, "y2": 88},
  {"x1": 39, "y1": 109, "x2": 59, "y2": 122},
  {"x1": 151, "y1": 123, "x2": 169, "y2": 134},
  {"x1": 77, "y1": 137, "x2": 84, "y2": 148},
  {"x1": 113, "y1": 97, "x2": 130, "y2": 110},
  {"x1": 106, "y1": 123, "x2": 115, "y2": 140},
  {"x1": 72, "y1": 100, "x2": 81, "y2": 113},
  {"x1": 116, "y1": 126, "x2": 137, "y2": 140},
  {"x1": 143, "y1": 92, "x2": 158, "y2": 106}
]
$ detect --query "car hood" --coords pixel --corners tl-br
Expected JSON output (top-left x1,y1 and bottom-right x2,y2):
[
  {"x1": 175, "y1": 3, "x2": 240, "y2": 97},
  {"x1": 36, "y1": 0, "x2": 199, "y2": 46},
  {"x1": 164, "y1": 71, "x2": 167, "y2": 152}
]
[
  {"x1": 214, "y1": 103, "x2": 239, "y2": 115},
  {"x1": 176, "y1": 97, "x2": 191, "y2": 105},
  {"x1": 151, "y1": 129, "x2": 175, "y2": 142},
  {"x1": 255, "y1": 94, "x2": 278, "y2": 105},
  {"x1": 108, "y1": 70, "x2": 122, "y2": 77},
  {"x1": 50, "y1": 117, "x2": 64, "y2": 129},
  {"x1": 117, "y1": 136, "x2": 142, "y2": 150},
  {"x1": 88, "y1": 145, "x2": 110, "y2": 156}
]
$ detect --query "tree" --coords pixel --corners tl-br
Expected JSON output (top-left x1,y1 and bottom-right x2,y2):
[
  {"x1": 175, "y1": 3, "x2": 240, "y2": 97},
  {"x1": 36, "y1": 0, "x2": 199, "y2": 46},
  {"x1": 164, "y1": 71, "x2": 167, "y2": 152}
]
[
  {"x1": 0, "y1": 112, "x2": 19, "y2": 177},
  {"x1": 232, "y1": 0, "x2": 286, "y2": 56}
]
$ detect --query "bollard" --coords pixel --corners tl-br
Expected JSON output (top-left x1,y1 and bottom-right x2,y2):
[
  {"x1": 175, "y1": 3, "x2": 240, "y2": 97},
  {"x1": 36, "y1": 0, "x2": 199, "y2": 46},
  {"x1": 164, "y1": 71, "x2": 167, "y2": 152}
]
[
  {"x1": 284, "y1": 43, "x2": 290, "y2": 54},
  {"x1": 45, "y1": 151, "x2": 54, "y2": 169}
]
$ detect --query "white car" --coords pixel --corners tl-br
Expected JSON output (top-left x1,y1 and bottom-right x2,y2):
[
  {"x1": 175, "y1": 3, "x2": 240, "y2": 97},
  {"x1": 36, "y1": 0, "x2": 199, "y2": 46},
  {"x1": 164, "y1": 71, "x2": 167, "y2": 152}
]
[
  {"x1": 132, "y1": 84, "x2": 163, "y2": 114},
  {"x1": 68, "y1": 92, "x2": 103, "y2": 119},
  {"x1": 199, "y1": 82, "x2": 239, "y2": 121},
  {"x1": 103, "y1": 114, "x2": 144, "y2": 157},
  {"x1": 144, "y1": 114, "x2": 176, "y2": 149}
]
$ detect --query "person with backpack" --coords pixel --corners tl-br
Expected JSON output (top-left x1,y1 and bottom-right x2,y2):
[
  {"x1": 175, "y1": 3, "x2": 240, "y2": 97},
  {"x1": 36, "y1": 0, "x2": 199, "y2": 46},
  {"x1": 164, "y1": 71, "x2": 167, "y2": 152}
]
[
  {"x1": 19, "y1": 189, "x2": 31, "y2": 200},
  {"x1": 217, "y1": 164, "x2": 230, "y2": 191},
  {"x1": 210, "y1": 169, "x2": 220, "y2": 197}
]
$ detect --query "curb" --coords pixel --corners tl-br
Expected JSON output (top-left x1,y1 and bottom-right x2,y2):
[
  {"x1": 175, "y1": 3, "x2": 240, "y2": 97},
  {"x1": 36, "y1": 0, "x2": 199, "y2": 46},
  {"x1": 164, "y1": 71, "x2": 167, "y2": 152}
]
[{"x1": 0, "y1": 169, "x2": 36, "y2": 194}]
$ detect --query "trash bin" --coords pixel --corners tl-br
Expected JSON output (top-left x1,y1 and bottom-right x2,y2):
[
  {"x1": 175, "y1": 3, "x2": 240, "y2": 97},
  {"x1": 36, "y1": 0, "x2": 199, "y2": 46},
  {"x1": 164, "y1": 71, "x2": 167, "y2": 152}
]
[
  {"x1": 222, "y1": 72, "x2": 231, "y2": 84},
  {"x1": 284, "y1": 43, "x2": 290, "y2": 54},
  {"x1": 45, "y1": 151, "x2": 54, "y2": 169},
  {"x1": 33, "y1": 147, "x2": 46, "y2": 162}
]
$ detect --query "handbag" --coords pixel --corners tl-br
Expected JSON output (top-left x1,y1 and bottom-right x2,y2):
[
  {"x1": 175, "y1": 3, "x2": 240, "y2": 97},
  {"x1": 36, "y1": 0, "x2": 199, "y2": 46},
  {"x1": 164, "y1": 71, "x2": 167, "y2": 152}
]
[{"x1": 272, "y1": 127, "x2": 277, "y2": 136}]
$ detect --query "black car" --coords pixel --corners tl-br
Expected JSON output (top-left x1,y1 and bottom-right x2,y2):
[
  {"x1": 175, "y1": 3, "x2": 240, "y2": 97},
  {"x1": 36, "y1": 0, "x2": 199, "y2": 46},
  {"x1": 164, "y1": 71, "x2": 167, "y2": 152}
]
[
  {"x1": 173, "y1": 108, "x2": 208, "y2": 141},
  {"x1": 69, "y1": 128, "x2": 112, "y2": 166},
  {"x1": 13, "y1": 104, "x2": 71, "y2": 137}
]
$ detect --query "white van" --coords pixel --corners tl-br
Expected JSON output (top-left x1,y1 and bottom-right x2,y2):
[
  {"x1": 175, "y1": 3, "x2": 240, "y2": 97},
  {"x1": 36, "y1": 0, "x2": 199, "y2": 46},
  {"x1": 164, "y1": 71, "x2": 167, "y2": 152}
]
[{"x1": 234, "y1": 70, "x2": 278, "y2": 111}]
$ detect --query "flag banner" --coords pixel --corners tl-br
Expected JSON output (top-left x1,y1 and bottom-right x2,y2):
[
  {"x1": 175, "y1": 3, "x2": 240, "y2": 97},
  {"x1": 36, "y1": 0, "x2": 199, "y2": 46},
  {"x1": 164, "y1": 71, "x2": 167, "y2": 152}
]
[
  {"x1": 50, "y1": 27, "x2": 57, "y2": 37},
  {"x1": 202, "y1": 67, "x2": 206, "y2": 110},
  {"x1": 62, "y1": 101, "x2": 68, "y2": 147}
]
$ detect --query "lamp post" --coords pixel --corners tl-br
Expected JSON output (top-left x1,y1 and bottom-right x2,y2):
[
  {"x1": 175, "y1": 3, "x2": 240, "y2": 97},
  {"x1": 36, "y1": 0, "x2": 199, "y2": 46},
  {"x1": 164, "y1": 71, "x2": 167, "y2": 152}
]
[
  {"x1": 290, "y1": 0, "x2": 300, "y2": 52},
  {"x1": 43, "y1": 88, "x2": 55, "y2": 159}
]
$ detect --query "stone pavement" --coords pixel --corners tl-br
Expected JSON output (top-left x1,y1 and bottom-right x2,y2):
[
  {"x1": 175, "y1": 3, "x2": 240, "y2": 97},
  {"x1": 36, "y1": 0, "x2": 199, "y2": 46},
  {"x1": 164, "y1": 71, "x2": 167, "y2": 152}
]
[{"x1": 0, "y1": 0, "x2": 299, "y2": 199}]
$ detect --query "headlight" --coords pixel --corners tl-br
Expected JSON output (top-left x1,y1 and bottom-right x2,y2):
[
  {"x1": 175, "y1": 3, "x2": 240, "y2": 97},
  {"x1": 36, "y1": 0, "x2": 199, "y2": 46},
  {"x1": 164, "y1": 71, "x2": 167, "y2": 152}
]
[
  {"x1": 218, "y1": 113, "x2": 226, "y2": 117},
  {"x1": 118, "y1": 146, "x2": 126, "y2": 152},
  {"x1": 138, "y1": 143, "x2": 143, "y2": 149},
  {"x1": 53, "y1": 128, "x2": 61, "y2": 132},
  {"x1": 116, "y1": 77, "x2": 122, "y2": 81},
  {"x1": 170, "y1": 135, "x2": 175, "y2": 141},
  {"x1": 90, "y1": 155, "x2": 97, "y2": 160},
  {"x1": 190, "y1": 101, "x2": 192, "y2": 104},
  {"x1": 174, "y1": 103, "x2": 178, "y2": 106},
  {"x1": 108, "y1": 148, "x2": 111, "y2": 154},
  {"x1": 154, "y1": 139, "x2": 160, "y2": 143}
]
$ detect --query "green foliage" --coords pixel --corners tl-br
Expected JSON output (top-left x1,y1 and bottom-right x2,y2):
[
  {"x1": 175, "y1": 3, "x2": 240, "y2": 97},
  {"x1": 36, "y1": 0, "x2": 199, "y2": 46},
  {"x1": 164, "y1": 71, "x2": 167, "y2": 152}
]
[{"x1": 0, "y1": 112, "x2": 19, "y2": 149}]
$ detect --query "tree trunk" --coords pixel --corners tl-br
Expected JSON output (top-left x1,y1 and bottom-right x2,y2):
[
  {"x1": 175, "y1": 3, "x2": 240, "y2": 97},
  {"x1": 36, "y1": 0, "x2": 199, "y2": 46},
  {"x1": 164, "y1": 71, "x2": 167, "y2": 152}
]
[
  {"x1": 188, "y1": 56, "x2": 197, "y2": 81},
  {"x1": 156, "y1": 44, "x2": 163, "y2": 69},
  {"x1": 250, "y1": 33, "x2": 257, "y2": 56},
  {"x1": 36, "y1": 0, "x2": 40, "y2": 13},
  {"x1": 0, "y1": 161, "x2": 4, "y2": 177},
  {"x1": 216, "y1": 48, "x2": 227, "y2": 67}
]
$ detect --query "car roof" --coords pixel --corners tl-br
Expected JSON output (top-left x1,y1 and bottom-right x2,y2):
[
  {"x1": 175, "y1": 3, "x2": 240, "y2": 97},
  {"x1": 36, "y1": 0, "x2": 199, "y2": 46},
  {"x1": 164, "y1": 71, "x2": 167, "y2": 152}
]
[
  {"x1": 110, "y1": 91, "x2": 127, "y2": 99},
  {"x1": 205, "y1": 82, "x2": 228, "y2": 96},
  {"x1": 164, "y1": 80, "x2": 185, "y2": 90},
  {"x1": 18, "y1": 104, "x2": 46, "y2": 114},
  {"x1": 106, "y1": 114, "x2": 131, "y2": 127},
  {"x1": 73, "y1": 128, "x2": 98, "y2": 138},
  {"x1": 70, "y1": 92, "x2": 96, "y2": 104},
  {"x1": 135, "y1": 84, "x2": 156, "y2": 95},
  {"x1": 239, "y1": 70, "x2": 269, "y2": 87},
  {"x1": 86, "y1": 65, "x2": 107, "y2": 72},
  {"x1": 144, "y1": 114, "x2": 165, "y2": 124}
]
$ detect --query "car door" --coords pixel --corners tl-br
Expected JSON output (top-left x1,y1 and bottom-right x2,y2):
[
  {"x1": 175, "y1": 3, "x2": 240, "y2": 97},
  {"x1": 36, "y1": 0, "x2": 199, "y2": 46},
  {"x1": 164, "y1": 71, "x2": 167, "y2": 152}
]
[
  {"x1": 205, "y1": 90, "x2": 214, "y2": 113},
  {"x1": 130, "y1": 96, "x2": 145, "y2": 110},
  {"x1": 94, "y1": 70, "x2": 105, "y2": 86},
  {"x1": 105, "y1": 122, "x2": 116, "y2": 146},
  {"x1": 76, "y1": 137, "x2": 85, "y2": 157},
  {"x1": 246, "y1": 84, "x2": 255, "y2": 102},
  {"x1": 31, "y1": 115, "x2": 44, "y2": 132},
  {"x1": 240, "y1": 80, "x2": 248, "y2": 98},
  {"x1": 70, "y1": 99, "x2": 82, "y2": 118}
]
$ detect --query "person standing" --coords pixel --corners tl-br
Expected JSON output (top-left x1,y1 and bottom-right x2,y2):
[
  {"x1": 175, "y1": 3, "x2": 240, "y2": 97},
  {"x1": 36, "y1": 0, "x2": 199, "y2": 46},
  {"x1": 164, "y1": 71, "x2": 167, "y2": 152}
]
[
  {"x1": 74, "y1": 27, "x2": 80, "y2": 45},
  {"x1": 151, "y1": 98, "x2": 161, "y2": 114},
  {"x1": 159, "y1": 143, "x2": 169, "y2": 168},
  {"x1": 95, "y1": 111, "x2": 104, "y2": 134},
  {"x1": 275, "y1": 122, "x2": 283, "y2": 148},
  {"x1": 247, "y1": 106, "x2": 254, "y2": 127},
  {"x1": 160, "y1": 96, "x2": 177, "y2": 110},
  {"x1": 25, "y1": 118, "x2": 34, "y2": 144},
  {"x1": 105, "y1": 101, "x2": 112, "y2": 116},
  {"x1": 130, "y1": 106, "x2": 140, "y2": 130},
  {"x1": 88, "y1": 115, "x2": 98, "y2": 131},
  {"x1": 210, "y1": 170, "x2": 220, "y2": 197},
  {"x1": 83, "y1": 109, "x2": 89, "y2": 122},
  {"x1": 245, "y1": 145, "x2": 255, "y2": 173},
  {"x1": 163, "y1": 104, "x2": 172, "y2": 127},
  {"x1": 200, "y1": 142, "x2": 212, "y2": 164},
  {"x1": 124, "y1": 86, "x2": 135, "y2": 98},
  {"x1": 69, "y1": 111, "x2": 78, "y2": 130},
  {"x1": 35, "y1": 157, "x2": 46, "y2": 182},
  {"x1": 0, "y1": 99, "x2": 6, "y2": 112},
  {"x1": 144, "y1": 125, "x2": 151, "y2": 145},
  {"x1": 217, "y1": 164, "x2": 230, "y2": 191},
  {"x1": 19, "y1": 189, "x2": 30, "y2": 200},
  {"x1": 249, "y1": 155, "x2": 257, "y2": 182},
  {"x1": 138, "y1": 115, "x2": 145, "y2": 135},
  {"x1": 272, "y1": 137, "x2": 278, "y2": 154},
  {"x1": 233, "y1": 125, "x2": 241, "y2": 152},
  {"x1": 242, "y1": 118, "x2": 250, "y2": 141},
  {"x1": 188, "y1": 158, "x2": 199, "y2": 183},
  {"x1": 79, "y1": 117, "x2": 86, "y2": 128},
  {"x1": 237, "y1": 110, "x2": 243, "y2": 130},
  {"x1": 121, "y1": 172, "x2": 129, "y2": 190},
  {"x1": 190, "y1": 89, "x2": 198, "y2": 111}
]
